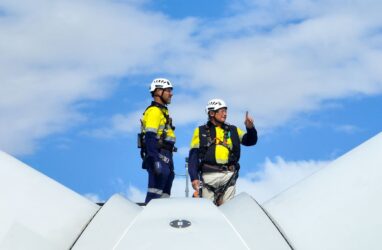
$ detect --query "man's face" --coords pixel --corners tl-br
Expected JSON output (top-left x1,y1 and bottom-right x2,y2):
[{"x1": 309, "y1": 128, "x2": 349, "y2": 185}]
[
  {"x1": 212, "y1": 108, "x2": 227, "y2": 123},
  {"x1": 159, "y1": 88, "x2": 173, "y2": 104}
]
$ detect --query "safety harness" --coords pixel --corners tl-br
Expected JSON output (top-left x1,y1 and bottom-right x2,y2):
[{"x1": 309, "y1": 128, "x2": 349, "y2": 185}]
[
  {"x1": 198, "y1": 122, "x2": 240, "y2": 205},
  {"x1": 138, "y1": 102, "x2": 177, "y2": 160},
  {"x1": 202, "y1": 172, "x2": 238, "y2": 206}
]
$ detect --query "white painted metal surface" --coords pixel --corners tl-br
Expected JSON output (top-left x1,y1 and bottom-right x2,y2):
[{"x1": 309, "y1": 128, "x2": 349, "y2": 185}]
[
  {"x1": 1, "y1": 131, "x2": 382, "y2": 250},
  {"x1": 0, "y1": 151, "x2": 99, "y2": 250},
  {"x1": 113, "y1": 197, "x2": 251, "y2": 250},
  {"x1": 72, "y1": 194, "x2": 143, "y2": 250},
  {"x1": 74, "y1": 193, "x2": 291, "y2": 250},
  {"x1": 220, "y1": 193, "x2": 292, "y2": 250},
  {"x1": 264, "y1": 132, "x2": 382, "y2": 250}
]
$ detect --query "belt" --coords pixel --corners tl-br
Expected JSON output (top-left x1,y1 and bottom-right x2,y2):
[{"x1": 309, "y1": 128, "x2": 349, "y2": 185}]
[{"x1": 201, "y1": 163, "x2": 235, "y2": 173}]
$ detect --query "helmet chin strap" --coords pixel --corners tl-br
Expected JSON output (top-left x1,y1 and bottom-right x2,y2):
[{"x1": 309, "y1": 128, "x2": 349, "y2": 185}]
[{"x1": 154, "y1": 89, "x2": 168, "y2": 105}]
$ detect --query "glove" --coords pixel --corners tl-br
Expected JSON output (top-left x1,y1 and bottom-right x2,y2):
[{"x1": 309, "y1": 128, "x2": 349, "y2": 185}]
[{"x1": 153, "y1": 161, "x2": 163, "y2": 176}]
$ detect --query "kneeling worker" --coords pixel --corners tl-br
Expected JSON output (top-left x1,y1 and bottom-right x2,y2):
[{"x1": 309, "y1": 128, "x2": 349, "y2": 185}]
[{"x1": 188, "y1": 99, "x2": 257, "y2": 205}]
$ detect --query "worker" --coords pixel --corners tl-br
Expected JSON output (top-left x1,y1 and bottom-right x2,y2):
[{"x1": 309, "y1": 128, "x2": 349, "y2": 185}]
[
  {"x1": 188, "y1": 98, "x2": 257, "y2": 205},
  {"x1": 139, "y1": 78, "x2": 177, "y2": 203}
]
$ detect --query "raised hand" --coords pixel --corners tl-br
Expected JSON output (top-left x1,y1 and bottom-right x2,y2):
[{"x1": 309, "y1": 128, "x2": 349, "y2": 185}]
[{"x1": 244, "y1": 111, "x2": 254, "y2": 129}]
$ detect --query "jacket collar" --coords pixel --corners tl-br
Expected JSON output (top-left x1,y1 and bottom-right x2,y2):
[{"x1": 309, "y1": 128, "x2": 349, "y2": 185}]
[{"x1": 151, "y1": 101, "x2": 167, "y2": 109}]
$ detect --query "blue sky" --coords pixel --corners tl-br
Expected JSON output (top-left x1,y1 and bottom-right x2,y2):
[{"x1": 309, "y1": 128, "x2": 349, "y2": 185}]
[{"x1": 1, "y1": 0, "x2": 381, "y2": 203}]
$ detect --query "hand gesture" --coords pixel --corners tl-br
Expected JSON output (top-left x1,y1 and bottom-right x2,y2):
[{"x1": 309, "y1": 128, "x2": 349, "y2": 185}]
[{"x1": 244, "y1": 111, "x2": 254, "y2": 129}]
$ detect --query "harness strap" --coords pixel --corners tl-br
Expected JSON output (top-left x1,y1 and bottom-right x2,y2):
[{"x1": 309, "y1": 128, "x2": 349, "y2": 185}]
[
  {"x1": 158, "y1": 153, "x2": 170, "y2": 164},
  {"x1": 143, "y1": 101, "x2": 175, "y2": 132},
  {"x1": 198, "y1": 122, "x2": 240, "y2": 166},
  {"x1": 202, "y1": 170, "x2": 238, "y2": 206},
  {"x1": 139, "y1": 102, "x2": 176, "y2": 159}
]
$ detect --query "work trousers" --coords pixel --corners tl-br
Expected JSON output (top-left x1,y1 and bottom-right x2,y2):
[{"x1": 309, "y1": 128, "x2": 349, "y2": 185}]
[
  {"x1": 143, "y1": 151, "x2": 174, "y2": 203},
  {"x1": 201, "y1": 171, "x2": 236, "y2": 204}
]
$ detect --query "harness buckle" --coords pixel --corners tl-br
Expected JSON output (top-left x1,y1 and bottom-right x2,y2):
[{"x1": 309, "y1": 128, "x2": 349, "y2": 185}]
[{"x1": 221, "y1": 165, "x2": 235, "y2": 172}]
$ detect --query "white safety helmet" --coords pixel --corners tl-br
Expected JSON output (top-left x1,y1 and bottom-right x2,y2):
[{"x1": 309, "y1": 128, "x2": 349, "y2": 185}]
[
  {"x1": 205, "y1": 98, "x2": 227, "y2": 114},
  {"x1": 150, "y1": 78, "x2": 173, "y2": 92}
]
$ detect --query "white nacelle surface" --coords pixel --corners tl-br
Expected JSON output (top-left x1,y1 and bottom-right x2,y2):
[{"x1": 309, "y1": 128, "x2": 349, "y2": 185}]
[
  {"x1": 0, "y1": 151, "x2": 99, "y2": 250},
  {"x1": 264, "y1": 132, "x2": 382, "y2": 250},
  {"x1": 73, "y1": 193, "x2": 291, "y2": 250},
  {"x1": 1, "y1": 131, "x2": 382, "y2": 250}
]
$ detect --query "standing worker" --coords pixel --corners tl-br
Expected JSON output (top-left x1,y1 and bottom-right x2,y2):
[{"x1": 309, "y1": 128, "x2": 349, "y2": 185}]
[
  {"x1": 188, "y1": 99, "x2": 257, "y2": 205},
  {"x1": 139, "y1": 78, "x2": 177, "y2": 203}
]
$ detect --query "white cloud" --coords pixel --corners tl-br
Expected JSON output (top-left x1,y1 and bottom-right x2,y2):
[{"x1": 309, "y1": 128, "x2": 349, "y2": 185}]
[
  {"x1": 82, "y1": 111, "x2": 142, "y2": 138},
  {"x1": 334, "y1": 124, "x2": 361, "y2": 134},
  {"x1": 0, "y1": 0, "x2": 198, "y2": 155},
  {"x1": 175, "y1": 146, "x2": 190, "y2": 158},
  {"x1": 237, "y1": 156, "x2": 329, "y2": 203},
  {"x1": 117, "y1": 156, "x2": 329, "y2": 204},
  {"x1": 2, "y1": 0, "x2": 382, "y2": 154},
  {"x1": 109, "y1": 0, "x2": 382, "y2": 137},
  {"x1": 124, "y1": 185, "x2": 146, "y2": 203},
  {"x1": 177, "y1": 10, "x2": 382, "y2": 128},
  {"x1": 109, "y1": 178, "x2": 146, "y2": 203},
  {"x1": 84, "y1": 193, "x2": 103, "y2": 203}
]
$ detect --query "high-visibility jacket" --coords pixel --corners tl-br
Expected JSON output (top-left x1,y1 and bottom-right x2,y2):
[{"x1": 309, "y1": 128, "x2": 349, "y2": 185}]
[
  {"x1": 188, "y1": 121, "x2": 257, "y2": 181},
  {"x1": 141, "y1": 101, "x2": 176, "y2": 163}
]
